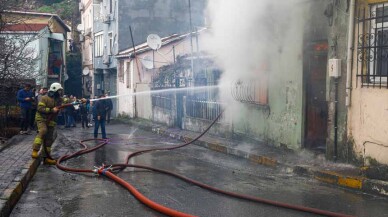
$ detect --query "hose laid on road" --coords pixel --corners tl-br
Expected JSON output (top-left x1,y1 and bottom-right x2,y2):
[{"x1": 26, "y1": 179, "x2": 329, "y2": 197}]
[{"x1": 56, "y1": 112, "x2": 355, "y2": 217}]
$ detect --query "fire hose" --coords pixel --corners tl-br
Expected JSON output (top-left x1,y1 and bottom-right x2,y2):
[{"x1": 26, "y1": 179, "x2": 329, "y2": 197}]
[{"x1": 55, "y1": 112, "x2": 354, "y2": 217}]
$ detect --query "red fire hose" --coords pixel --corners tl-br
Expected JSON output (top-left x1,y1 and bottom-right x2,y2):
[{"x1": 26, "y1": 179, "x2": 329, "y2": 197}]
[{"x1": 56, "y1": 112, "x2": 355, "y2": 217}]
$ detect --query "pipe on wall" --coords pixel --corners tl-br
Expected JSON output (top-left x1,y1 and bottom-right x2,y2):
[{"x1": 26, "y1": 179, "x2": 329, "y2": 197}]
[{"x1": 345, "y1": 0, "x2": 356, "y2": 107}]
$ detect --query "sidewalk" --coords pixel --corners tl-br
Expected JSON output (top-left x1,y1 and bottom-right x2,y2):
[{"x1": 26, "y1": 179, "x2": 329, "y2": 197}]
[
  {"x1": 118, "y1": 118, "x2": 388, "y2": 198},
  {"x1": 0, "y1": 133, "x2": 40, "y2": 217},
  {"x1": 0, "y1": 120, "x2": 387, "y2": 216}
]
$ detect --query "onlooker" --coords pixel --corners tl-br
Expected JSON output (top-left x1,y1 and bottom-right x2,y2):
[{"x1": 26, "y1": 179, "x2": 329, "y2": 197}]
[
  {"x1": 37, "y1": 87, "x2": 48, "y2": 102},
  {"x1": 93, "y1": 95, "x2": 107, "y2": 139},
  {"x1": 65, "y1": 95, "x2": 76, "y2": 128},
  {"x1": 79, "y1": 98, "x2": 89, "y2": 128},
  {"x1": 105, "y1": 92, "x2": 113, "y2": 124},
  {"x1": 30, "y1": 88, "x2": 38, "y2": 130},
  {"x1": 17, "y1": 83, "x2": 34, "y2": 134}
]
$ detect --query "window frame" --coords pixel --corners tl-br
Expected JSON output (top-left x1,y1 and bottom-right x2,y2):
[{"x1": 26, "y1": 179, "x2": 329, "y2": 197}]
[
  {"x1": 94, "y1": 32, "x2": 103, "y2": 57},
  {"x1": 369, "y1": 4, "x2": 388, "y2": 83}
]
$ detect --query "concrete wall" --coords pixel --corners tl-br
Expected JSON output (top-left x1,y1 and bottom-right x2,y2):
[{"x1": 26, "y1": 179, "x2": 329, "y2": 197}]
[
  {"x1": 347, "y1": 0, "x2": 388, "y2": 165},
  {"x1": 216, "y1": 6, "x2": 306, "y2": 150},
  {"x1": 323, "y1": 1, "x2": 350, "y2": 161},
  {"x1": 117, "y1": 59, "x2": 135, "y2": 118},
  {"x1": 152, "y1": 106, "x2": 175, "y2": 127}
]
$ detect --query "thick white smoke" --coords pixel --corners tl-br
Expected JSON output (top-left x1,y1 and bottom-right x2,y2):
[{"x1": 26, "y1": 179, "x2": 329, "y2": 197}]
[{"x1": 203, "y1": 0, "x2": 302, "y2": 105}]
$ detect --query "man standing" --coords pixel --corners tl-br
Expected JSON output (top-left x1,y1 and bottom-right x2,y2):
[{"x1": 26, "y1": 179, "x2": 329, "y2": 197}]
[
  {"x1": 17, "y1": 83, "x2": 34, "y2": 134},
  {"x1": 79, "y1": 98, "x2": 89, "y2": 128},
  {"x1": 32, "y1": 82, "x2": 63, "y2": 165},
  {"x1": 37, "y1": 87, "x2": 48, "y2": 102},
  {"x1": 105, "y1": 92, "x2": 113, "y2": 124},
  {"x1": 94, "y1": 95, "x2": 107, "y2": 139}
]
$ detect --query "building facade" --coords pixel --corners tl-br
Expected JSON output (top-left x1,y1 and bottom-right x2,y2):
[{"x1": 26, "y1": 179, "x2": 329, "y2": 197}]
[
  {"x1": 1, "y1": 11, "x2": 70, "y2": 88},
  {"x1": 79, "y1": 0, "x2": 207, "y2": 118}
]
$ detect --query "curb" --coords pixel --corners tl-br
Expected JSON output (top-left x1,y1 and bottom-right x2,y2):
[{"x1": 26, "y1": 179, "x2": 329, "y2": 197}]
[
  {"x1": 149, "y1": 125, "x2": 388, "y2": 198},
  {"x1": 0, "y1": 158, "x2": 41, "y2": 217}
]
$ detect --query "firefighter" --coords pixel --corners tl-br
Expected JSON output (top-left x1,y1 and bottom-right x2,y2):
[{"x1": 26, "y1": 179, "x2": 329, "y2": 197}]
[{"x1": 32, "y1": 82, "x2": 63, "y2": 165}]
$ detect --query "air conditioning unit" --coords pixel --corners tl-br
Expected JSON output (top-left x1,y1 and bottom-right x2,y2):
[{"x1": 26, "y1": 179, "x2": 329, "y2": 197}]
[
  {"x1": 103, "y1": 55, "x2": 110, "y2": 65},
  {"x1": 79, "y1": 2, "x2": 84, "y2": 11},
  {"x1": 102, "y1": 14, "x2": 111, "y2": 24},
  {"x1": 84, "y1": 27, "x2": 91, "y2": 36}
]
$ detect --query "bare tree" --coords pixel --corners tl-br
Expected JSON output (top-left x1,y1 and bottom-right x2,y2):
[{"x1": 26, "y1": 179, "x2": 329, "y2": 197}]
[{"x1": 0, "y1": 0, "x2": 40, "y2": 105}]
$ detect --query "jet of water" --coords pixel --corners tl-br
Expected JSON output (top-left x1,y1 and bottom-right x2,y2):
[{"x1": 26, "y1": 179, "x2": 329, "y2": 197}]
[{"x1": 90, "y1": 85, "x2": 224, "y2": 102}]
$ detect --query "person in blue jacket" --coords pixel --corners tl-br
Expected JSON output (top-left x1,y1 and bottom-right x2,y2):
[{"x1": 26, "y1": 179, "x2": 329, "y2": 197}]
[{"x1": 17, "y1": 83, "x2": 35, "y2": 134}]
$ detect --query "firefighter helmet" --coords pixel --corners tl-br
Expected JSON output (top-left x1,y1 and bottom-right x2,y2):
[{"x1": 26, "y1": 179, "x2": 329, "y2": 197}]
[{"x1": 49, "y1": 82, "x2": 63, "y2": 92}]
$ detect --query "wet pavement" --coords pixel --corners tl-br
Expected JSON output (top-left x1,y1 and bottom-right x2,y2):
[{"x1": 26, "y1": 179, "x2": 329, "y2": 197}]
[{"x1": 9, "y1": 124, "x2": 388, "y2": 217}]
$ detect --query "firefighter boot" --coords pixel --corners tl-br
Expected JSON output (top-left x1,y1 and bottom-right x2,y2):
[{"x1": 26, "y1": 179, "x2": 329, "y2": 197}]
[
  {"x1": 44, "y1": 158, "x2": 57, "y2": 165},
  {"x1": 31, "y1": 150, "x2": 39, "y2": 158}
]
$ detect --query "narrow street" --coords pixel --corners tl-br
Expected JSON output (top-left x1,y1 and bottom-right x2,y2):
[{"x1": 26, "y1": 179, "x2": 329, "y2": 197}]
[{"x1": 10, "y1": 124, "x2": 388, "y2": 217}]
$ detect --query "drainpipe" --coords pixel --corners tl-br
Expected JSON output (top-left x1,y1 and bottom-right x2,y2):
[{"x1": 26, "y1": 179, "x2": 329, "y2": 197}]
[
  {"x1": 345, "y1": 0, "x2": 356, "y2": 107},
  {"x1": 334, "y1": 77, "x2": 339, "y2": 162}
]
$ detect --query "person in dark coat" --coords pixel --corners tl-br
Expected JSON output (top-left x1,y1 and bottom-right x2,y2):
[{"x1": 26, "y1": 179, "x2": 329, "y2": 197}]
[
  {"x1": 17, "y1": 83, "x2": 34, "y2": 134},
  {"x1": 79, "y1": 98, "x2": 89, "y2": 128},
  {"x1": 105, "y1": 93, "x2": 113, "y2": 124},
  {"x1": 93, "y1": 95, "x2": 107, "y2": 139}
]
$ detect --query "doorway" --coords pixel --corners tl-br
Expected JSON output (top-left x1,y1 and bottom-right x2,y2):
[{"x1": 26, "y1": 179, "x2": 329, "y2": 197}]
[{"x1": 304, "y1": 41, "x2": 328, "y2": 152}]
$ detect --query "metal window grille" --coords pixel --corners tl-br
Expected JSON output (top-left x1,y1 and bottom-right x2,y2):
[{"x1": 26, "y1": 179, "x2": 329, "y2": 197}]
[
  {"x1": 185, "y1": 99, "x2": 224, "y2": 122},
  {"x1": 152, "y1": 94, "x2": 172, "y2": 110},
  {"x1": 356, "y1": 3, "x2": 388, "y2": 88},
  {"x1": 231, "y1": 79, "x2": 268, "y2": 105}
]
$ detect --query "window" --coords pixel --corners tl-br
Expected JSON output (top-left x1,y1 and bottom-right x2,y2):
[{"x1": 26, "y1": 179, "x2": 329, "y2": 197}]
[
  {"x1": 231, "y1": 64, "x2": 268, "y2": 106},
  {"x1": 357, "y1": 3, "x2": 388, "y2": 88},
  {"x1": 94, "y1": 33, "x2": 103, "y2": 57},
  {"x1": 118, "y1": 61, "x2": 124, "y2": 82},
  {"x1": 126, "y1": 61, "x2": 132, "y2": 88},
  {"x1": 108, "y1": 32, "x2": 113, "y2": 55}
]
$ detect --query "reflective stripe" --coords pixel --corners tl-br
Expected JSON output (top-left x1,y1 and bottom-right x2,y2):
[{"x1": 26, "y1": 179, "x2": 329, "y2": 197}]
[
  {"x1": 33, "y1": 137, "x2": 43, "y2": 145},
  {"x1": 45, "y1": 108, "x2": 51, "y2": 112},
  {"x1": 48, "y1": 121, "x2": 56, "y2": 127},
  {"x1": 38, "y1": 102, "x2": 46, "y2": 106}
]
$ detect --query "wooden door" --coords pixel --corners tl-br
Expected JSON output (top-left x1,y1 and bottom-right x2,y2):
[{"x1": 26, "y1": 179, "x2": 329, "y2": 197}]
[{"x1": 305, "y1": 42, "x2": 328, "y2": 151}]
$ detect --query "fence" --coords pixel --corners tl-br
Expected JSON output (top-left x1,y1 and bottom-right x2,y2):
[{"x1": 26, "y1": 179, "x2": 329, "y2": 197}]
[
  {"x1": 151, "y1": 94, "x2": 173, "y2": 110},
  {"x1": 0, "y1": 105, "x2": 21, "y2": 138},
  {"x1": 185, "y1": 98, "x2": 224, "y2": 122}
]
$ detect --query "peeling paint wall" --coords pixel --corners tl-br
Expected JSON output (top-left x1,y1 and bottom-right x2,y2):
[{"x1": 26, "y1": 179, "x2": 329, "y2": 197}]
[
  {"x1": 226, "y1": 6, "x2": 306, "y2": 150},
  {"x1": 346, "y1": 0, "x2": 388, "y2": 165}
]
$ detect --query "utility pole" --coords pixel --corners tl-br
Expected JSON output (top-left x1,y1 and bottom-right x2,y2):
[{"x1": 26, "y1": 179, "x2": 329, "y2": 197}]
[{"x1": 188, "y1": 0, "x2": 194, "y2": 87}]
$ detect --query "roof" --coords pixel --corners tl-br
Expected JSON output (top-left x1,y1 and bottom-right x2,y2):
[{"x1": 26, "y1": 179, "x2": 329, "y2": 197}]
[
  {"x1": 2, "y1": 23, "x2": 47, "y2": 32},
  {"x1": 4, "y1": 11, "x2": 71, "y2": 32},
  {"x1": 116, "y1": 28, "x2": 207, "y2": 59}
]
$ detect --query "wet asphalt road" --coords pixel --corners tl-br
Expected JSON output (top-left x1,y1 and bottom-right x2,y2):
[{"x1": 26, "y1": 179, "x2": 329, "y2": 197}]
[{"x1": 10, "y1": 123, "x2": 388, "y2": 217}]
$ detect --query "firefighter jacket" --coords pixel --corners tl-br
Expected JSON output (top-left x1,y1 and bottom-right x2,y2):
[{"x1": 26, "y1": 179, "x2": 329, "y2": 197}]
[{"x1": 35, "y1": 95, "x2": 61, "y2": 126}]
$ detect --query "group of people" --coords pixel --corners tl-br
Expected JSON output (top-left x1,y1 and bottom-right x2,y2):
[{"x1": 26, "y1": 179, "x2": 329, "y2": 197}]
[
  {"x1": 16, "y1": 84, "x2": 48, "y2": 135},
  {"x1": 16, "y1": 82, "x2": 114, "y2": 165}
]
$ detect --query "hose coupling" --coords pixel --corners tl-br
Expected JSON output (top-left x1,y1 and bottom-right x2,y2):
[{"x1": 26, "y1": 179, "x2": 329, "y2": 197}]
[{"x1": 93, "y1": 164, "x2": 112, "y2": 175}]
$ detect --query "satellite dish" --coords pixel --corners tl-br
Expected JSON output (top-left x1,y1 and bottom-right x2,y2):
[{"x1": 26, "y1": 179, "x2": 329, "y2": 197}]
[
  {"x1": 77, "y1": 24, "x2": 84, "y2": 32},
  {"x1": 82, "y1": 67, "x2": 90, "y2": 76},
  {"x1": 141, "y1": 55, "x2": 154, "y2": 69},
  {"x1": 147, "y1": 34, "x2": 162, "y2": 50}
]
